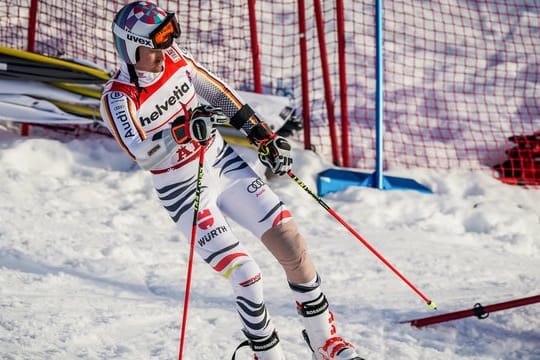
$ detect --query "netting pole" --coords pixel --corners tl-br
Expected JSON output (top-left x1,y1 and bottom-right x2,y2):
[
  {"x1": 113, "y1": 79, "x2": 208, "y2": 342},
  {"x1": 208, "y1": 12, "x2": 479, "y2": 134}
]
[
  {"x1": 336, "y1": 0, "x2": 350, "y2": 167},
  {"x1": 374, "y1": 0, "x2": 384, "y2": 188},
  {"x1": 22, "y1": 0, "x2": 40, "y2": 136},
  {"x1": 314, "y1": 0, "x2": 341, "y2": 166},
  {"x1": 297, "y1": 0, "x2": 312, "y2": 150},
  {"x1": 247, "y1": 0, "x2": 262, "y2": 94},
  {"x1": 27, "y1": 0, "x2": 38, "y2": 53}
]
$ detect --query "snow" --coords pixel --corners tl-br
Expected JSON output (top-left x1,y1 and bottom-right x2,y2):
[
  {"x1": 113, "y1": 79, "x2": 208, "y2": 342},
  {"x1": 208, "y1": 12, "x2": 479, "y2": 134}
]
[{"x1": 0, "y1": 121, "x2": 539, "y2": 360}]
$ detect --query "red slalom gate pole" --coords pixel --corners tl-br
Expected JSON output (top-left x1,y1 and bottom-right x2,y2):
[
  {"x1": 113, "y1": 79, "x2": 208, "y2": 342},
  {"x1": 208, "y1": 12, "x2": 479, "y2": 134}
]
[
  {"x1": 178, "y1": 145, "x2": 206, "y2": 360},
  {"x1": 287, "y1": 171, "x2": 437, "y2": 310},
  {"x1": 401, "y1": 294, "x2": 540, "y2": 328}
]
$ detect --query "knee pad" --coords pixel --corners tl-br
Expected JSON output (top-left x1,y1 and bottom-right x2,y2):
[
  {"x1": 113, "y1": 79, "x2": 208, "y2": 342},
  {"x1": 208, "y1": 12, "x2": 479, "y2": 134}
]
[{"x1": 261, "y1": 220, "x2": 316, "y2": 283}]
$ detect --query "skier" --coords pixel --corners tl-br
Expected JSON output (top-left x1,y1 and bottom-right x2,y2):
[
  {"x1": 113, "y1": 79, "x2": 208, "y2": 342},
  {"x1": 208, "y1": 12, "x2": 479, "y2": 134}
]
[{"x1": 100, "y1": 2, "x2": 363, "y2": 359}]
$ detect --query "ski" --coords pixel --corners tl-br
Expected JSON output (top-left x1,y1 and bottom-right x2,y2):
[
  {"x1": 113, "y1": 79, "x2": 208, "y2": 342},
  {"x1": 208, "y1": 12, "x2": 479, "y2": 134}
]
[
  {"x1": 0, "y1": 45, "x2": 110, "y2": 83},
  {"x1": 400, "y1": 294, "x2": 540, "y2": 328}
]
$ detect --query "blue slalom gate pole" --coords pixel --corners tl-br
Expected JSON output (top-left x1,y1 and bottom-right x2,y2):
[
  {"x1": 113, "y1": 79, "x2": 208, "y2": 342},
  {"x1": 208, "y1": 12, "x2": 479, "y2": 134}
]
[
  {"x1": 316, "y1": 0, "x2": 432, "y2": 196},
  {"x1": 375, "y1": 0, "x2": 384, "y2": 189}
]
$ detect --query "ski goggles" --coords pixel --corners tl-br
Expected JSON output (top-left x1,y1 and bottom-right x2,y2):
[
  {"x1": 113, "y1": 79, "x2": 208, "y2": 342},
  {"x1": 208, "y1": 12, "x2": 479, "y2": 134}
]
[
  {"x1": 113, "y1": 12, "x2": 180, "y2": 50},
  {"x1": 149, "y1": 12, "x2": 181, "y2": 49}
]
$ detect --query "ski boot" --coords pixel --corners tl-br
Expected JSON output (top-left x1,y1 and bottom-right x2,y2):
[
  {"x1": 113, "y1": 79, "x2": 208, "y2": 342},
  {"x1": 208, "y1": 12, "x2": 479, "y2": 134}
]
[
  {"x1": 298, "y1": 294, "x2": 365, "y2": 360},
  {"x1": 232, "y1": 329, "x2": 286, "y2": 360}
]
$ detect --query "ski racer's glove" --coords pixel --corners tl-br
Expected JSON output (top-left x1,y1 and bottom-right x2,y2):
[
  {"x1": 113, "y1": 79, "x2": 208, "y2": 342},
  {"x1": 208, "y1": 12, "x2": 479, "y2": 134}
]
[
  {"x1": 248, "y1": 121, "x2": 293, "y2": 176},
  {"x1": 171, "y1": 105, "x2": 228, "y2": 146}
]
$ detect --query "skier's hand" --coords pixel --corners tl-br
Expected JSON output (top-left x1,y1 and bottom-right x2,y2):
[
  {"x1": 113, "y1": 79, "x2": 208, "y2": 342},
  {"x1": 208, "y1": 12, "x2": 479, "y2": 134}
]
[
  {"x1": 245, "y1": 120, "x2": 293, "y2": 176},
  {"x1": 171, "y1": 105, "x2": 228, "y2": 145},
  {"x1": 257, "y1": 135, "x2": 293, "y2": 176}
]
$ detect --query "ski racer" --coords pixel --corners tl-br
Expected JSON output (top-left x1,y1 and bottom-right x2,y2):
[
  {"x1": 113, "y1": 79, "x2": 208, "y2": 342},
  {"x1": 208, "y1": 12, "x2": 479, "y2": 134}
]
[{"x1": 100, "y1": 2, "x2": 363, "y2": 359}]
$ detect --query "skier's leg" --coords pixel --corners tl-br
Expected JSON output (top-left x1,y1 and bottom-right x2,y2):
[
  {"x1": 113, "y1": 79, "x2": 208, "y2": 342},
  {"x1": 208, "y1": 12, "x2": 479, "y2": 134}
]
[
  {"x1": 217, "y1": 165, "x2": 363, "y2": 358},
  {"x1": 260, "y1": 212, "x2": 363, "y2": 359},
  {"x1": 152, "y1": 166, "x2": 284, "y2": 359},
  {"x1": 203, "y1": 234, "x2": 285, "y2": 360}
]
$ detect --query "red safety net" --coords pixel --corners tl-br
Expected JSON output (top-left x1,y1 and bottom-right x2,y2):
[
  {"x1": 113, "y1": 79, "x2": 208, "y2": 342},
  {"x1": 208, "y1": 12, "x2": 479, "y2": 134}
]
[{"x1": 1, "y1": 1, "x2": 539, "y2": 184}]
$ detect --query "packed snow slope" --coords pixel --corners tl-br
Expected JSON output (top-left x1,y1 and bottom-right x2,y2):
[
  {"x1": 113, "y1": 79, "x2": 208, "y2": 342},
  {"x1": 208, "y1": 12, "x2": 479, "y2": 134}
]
[{"x1": 0, "y1": 125, "x2": 539, "y2": 360}]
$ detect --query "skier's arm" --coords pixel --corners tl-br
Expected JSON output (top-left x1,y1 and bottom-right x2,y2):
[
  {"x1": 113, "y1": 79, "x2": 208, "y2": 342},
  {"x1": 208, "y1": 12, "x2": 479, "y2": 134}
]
[
  {"x1": 180, "y1": 48, "x2": 247, "y2": 121},
  {"x1": 182, "y1": 49, "x2": 293, "y2": 175},
  {"x1": 229, "y1": 105, "x2": 293, "y2": 176},
  {"x1": 100, "y1": 92, "x2": 228, "y2": 170},
  {"x1": 100, "y1": 92, "x2": 177, "y2": 170}
]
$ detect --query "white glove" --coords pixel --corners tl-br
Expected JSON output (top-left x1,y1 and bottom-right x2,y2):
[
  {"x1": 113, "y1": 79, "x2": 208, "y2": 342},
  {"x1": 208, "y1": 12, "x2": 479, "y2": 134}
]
[
  {"x1": 257, "y1": 135, "x2": 293, "y2": 176},
  {"x1": 171, "y1": 105, "x2": 228, "y2": 145}
]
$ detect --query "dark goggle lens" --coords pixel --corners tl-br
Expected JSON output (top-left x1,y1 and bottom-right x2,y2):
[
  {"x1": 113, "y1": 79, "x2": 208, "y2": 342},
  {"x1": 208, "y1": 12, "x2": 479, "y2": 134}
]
[{"x1": 151, "y1": 13, "x2": 180, "y2": 49}]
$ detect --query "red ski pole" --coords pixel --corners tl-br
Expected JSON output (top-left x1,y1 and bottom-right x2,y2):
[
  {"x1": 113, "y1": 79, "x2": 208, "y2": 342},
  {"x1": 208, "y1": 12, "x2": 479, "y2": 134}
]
[
  {"x1": 287, "y1": 170, "x2": 437, "y2": 310},
  {"x1": 178, "y1": 145, "x2": 206, "y2": 360}
]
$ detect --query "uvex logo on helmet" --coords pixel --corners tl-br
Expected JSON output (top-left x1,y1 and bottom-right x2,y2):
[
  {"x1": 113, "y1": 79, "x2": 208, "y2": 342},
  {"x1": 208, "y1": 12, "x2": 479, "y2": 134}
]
[{"x1": 126, "y1": 33, "x2": 152, "y2": 46}]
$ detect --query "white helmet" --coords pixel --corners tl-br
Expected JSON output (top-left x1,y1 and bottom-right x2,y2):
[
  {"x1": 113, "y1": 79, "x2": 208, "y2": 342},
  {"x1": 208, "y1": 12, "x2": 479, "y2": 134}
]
[{"x1": 112, "y1": 1, "x2": 180, "y2": 64}]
